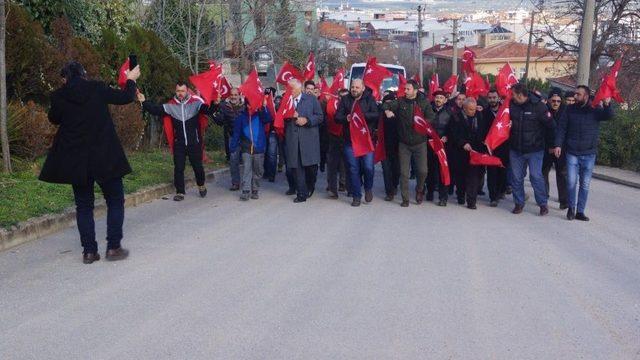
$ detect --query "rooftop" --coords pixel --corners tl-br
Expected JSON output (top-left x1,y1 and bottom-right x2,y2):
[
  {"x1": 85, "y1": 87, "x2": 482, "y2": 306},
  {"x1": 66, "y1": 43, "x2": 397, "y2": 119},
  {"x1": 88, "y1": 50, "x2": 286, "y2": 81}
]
[{"x1": 426, "y1": 41, "x2": 573, "y2": 62}]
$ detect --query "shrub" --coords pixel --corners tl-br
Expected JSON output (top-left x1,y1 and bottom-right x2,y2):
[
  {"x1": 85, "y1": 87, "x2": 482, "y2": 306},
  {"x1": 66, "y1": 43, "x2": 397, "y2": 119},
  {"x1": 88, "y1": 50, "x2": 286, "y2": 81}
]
[
  {"x1": 4, "y1": 101, "x2": 56, "y2": 161},
  {"x1": 110, "y1": 103, "x2": 146, "y2": 151},
  {"x1": 597, "y1": 107, "x2": 640, "y2": 171}
]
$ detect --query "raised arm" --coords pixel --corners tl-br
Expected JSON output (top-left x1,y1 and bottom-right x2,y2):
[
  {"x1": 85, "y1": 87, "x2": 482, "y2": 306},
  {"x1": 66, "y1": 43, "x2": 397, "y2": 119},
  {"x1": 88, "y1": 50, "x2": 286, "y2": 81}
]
[{"x1": 101, "y1": 79, "x2": 137, "y2": 105}]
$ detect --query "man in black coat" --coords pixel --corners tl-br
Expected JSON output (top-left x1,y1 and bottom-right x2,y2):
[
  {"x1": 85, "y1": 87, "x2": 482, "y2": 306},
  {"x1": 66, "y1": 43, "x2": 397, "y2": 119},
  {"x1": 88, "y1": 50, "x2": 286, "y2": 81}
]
[
  {"x1": 39, "y1": 61, "x2": 140, "y2": 264},
  {"x1": 483, "y1": 89, "x2": 510, "y2": 207},
  {"x1": 451, "y1": 97, "x2": 490, "y2": 209},
  {"x1": 426, "y1": 90, "x2": 453, "y2": 206},
  {"x1": 138, "y1": 82, "x2": 215, "y2": 201},
  {"x1": 334, "y1": 79, "x2": 379, "y2": 206},
  {"x1": 509, "y1": 83, "x2": 555, "y2": 216},
  {"x1": 380, "y1": 92, "x2": 400, "y2": 202},
  {"x1": 542, "y1": 88, "x2": 568, "y2": 210}
]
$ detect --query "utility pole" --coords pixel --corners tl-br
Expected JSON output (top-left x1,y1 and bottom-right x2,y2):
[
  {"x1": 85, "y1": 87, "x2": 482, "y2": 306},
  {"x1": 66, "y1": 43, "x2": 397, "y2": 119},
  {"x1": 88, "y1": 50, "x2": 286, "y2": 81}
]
[
  {"x1": 0, "y1": 0, "x2": 11, "y2": 173},
  {"x1": 523, "y1": 9, "x2": 536, "y2": 84},
  {"x1": 452, "y1": 18, "x2": 459, "y2": 77},
  {"x1": 577, "y1": 0, "x2": 596, "y2": 86},
  {"x1": 417, "y1": 5, "x2": 424, "y2": 86}
]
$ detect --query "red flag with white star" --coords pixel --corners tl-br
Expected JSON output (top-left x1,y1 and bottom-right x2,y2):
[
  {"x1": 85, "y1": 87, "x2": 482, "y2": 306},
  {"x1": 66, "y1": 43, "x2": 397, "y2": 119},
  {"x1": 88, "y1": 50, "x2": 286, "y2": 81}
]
[
  {"x1": 349, "y1": 100, "x2": 375, "y2": 157},
  {"x1": 238, "y1": 68, "x2": 265, "y2": 114},
  {"x1": 428, "y1": 73, "x2": 440, "y2": 102},
  {"x1": 469, "y1": 150, "x2": 504, "y2": 167},
  {"x1": 495, "y1": 63, "x2": 518, "y2": 99},
  {"x1": 484, "y1": 100, "x2": 511, "y2": 151},
  {"x1": 276, "y1": 61, "x2": 304, "y2": 86},
  {"x1": 592, "y1": 58, "x2": 624, "y2": 107},
  {"x1": 442, "y1": 74, "x2": 458, "y2": 95},
  {"x1": 363, "y1": 57, "x2": 393, "y2": 100},
  {"x1": 303, "y1": 52, "x2": 316, "y2": 81}
]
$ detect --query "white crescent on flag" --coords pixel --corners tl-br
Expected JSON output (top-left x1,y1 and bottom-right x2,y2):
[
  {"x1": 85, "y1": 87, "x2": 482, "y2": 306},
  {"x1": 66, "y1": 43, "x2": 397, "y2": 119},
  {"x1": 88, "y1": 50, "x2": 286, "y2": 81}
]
[{"x1": 282, "y1": 71, "x2": 293, "y2": 82}]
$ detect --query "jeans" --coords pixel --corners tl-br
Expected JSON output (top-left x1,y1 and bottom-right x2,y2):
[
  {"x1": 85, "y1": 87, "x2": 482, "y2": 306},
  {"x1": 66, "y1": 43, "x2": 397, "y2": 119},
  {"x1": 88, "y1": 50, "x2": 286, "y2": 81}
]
[
  {"x1": 229, "y1": 148, "x2": 241, "y2": 186},
  {"x1": 174, "y1": 143, "x2": 205, "y2": 194},
  {"x1": 509, "y1": 150, "x2": 548, "y2": 207},
  {"x1": 242, "y1": 152, "x2": 264, "y2": 192},
  {"x1": 263, "y1": 132, "x2": 278, "y2": 180},
  {"x1": 72, "y1": 177, "x2": 125, "y2": 254},
  {"x1": 566, "y1": 153, "x2": 596, "y2": 213},
  {"x1": 399, "y1": 142, "x2": 428, "y2": 201},
  {"x1": 344, "y1": 143, "x2": 374, "y2": 199}
]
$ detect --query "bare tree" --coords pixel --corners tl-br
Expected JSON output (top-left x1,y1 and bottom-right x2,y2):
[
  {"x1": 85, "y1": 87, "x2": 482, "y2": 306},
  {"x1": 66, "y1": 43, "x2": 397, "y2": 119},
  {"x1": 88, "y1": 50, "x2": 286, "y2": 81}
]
[
  {"x1": 536, "y1": 0, "x2": 640, "y2": 87},
  {"x1": 0, "y1": 0, "x2": 11, "y2": 173}
]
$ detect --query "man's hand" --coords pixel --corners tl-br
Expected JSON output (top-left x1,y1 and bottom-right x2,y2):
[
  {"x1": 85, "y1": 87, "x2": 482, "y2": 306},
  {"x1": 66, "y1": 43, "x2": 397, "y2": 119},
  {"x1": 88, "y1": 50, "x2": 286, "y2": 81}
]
[
  {"x1": 296, "y1": 117, "x2": 308, "y2": 126},
  {"x1": 603, "y1": 97, "x2": 611, "y2": 106},
  {"x1": 384, "y1": 110, "x2": 394, "y2": 118},
  {"x1": 347, "y1": 114, "x2": 352, "y2": 122},
  {"x1": 476, "y1": 105, "x2": 484, "y2": 112},
  {"x1": 126, "y1": 65, "x2": 141, "y2": 81},
  {"x1": 293, "y1": 111, "x2": 299, "y2": 118},
  {"x1": 137, "y1": 92, "x2": 146, "y2": 103},
  {"x1": 441, "y1": 136, "x2": 448, "y2": 143},
  {"x1": 553, "y1": 147, "x2": 562, "y2": 158},
  {"x1": 463, "y1": 143, "x2": 472, "y2": 152}
]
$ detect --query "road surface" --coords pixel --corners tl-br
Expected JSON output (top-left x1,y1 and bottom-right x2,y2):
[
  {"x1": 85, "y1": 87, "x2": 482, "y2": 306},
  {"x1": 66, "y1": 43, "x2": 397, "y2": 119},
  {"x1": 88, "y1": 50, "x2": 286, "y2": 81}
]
[{"x1": 1, "y1": 168, "x2": 639, "y2": 359}]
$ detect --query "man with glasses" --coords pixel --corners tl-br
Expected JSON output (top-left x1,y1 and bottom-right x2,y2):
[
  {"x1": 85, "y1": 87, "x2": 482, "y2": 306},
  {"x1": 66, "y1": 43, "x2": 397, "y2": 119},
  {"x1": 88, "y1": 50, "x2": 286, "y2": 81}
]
[{"x1": 542, "y1": 88, "x2": 568, "y2": 210}]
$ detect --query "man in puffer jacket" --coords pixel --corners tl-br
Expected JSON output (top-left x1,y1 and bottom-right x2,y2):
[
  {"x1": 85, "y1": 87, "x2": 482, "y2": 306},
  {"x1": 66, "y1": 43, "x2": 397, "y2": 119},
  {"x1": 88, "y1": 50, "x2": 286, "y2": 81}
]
[
  {"x1": 553, "y1": 85, "x2": 613, "y2": 221},
  {"x1": 508, "y1": 83, "x2": 555, "y2": 216},
  {"x1": 230, "y1": 101, "x2": 272, "y2": 201}
]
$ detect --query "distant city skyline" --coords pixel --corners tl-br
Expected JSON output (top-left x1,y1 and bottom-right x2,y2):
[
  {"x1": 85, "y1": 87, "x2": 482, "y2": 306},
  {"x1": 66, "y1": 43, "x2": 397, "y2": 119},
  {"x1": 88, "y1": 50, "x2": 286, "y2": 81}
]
[{"x1": 318, "y1": 0, "x2": 538, "y2": 12}]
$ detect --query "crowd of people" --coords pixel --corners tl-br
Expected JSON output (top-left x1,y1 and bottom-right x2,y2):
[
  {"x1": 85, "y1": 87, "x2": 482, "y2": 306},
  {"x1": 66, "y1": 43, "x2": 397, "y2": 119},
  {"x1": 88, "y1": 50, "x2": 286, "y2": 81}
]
[{"x1": 39, "y1": 61, "x2": 614, "y2": 264}]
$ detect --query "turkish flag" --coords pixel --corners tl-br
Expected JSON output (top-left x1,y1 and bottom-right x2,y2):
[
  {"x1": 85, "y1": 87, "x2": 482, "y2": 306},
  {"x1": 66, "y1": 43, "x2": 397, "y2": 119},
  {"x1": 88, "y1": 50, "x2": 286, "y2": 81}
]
[
  {"x1": 276, "y1": 61, "x2": 304, "y2": 85},
  {"x1": 374, "y1": 116, "x2": 385, "y2": 163},
  {"x1": 275, "y1": 89, "x2": 295, "y2": 134},
  {"x1": 238, "y1": 68, "x2": 265, "y2": 114},
  {"x1": 428, "y1": 73, "x2": 440, "y2": 102},
  {"x1": 462, "y1": 46, "x2": 476, "y2": 75},
  {"x1": 442, "y1": 74, "x2": 458, "y2": 94},
  {"x1": 469, "y1": 150, "x2": 504, "y2": 167},
  {"x1": 412, "y1": 74, "x2": 422, "y2": 88},
  {"x1": 318, "y1": 76, "x2": 329, "y2": 96},
  {"x1": 189, "y1": 65, "x2": 223, "y2": 104},
  {"x1": 349, "y1": 101, "x2": 375, "y2": 157},
  {"x1": 592, "y1": 58, "x2": 625, "y2": 107},
  {"x1": 484, "y1": 101, "x2": 511, "y2": 151},
  {"x1": 363, "y1": 57, "x2": 393, "y2": 100},
  {"x1": 428, "y1": 139, "x2": 450, "y2": 186},
  {"x1": 304, "y1": 52, "x2": 316, "y2": 81},
  {"x1": 412, "y1": 103, "x2": 437, "y2": 138},
  {"x1": 117, "y1": 58, "x2": 129, "y2": 89},
  {"x1": 325, "y1": 96, "x2": 342, "y2": 137},
  {"x1": 495, "y1": 63, "x2": 518, "y2": 99},
  {"x1": 265, "y1": 93, "x2": 277, "y2": 133},
  {"x1": 218, "y1": 76, "x2": 232, "y2": 100},
  {"x1": 464, "y1": 72, "x2": 489, "y2": 99},
  {"x1": 329, "y1": 68, "x2": 345, "y2": 95},
  {"x1": 396, "y1": 73, "x2": 408, "y2": 98}
]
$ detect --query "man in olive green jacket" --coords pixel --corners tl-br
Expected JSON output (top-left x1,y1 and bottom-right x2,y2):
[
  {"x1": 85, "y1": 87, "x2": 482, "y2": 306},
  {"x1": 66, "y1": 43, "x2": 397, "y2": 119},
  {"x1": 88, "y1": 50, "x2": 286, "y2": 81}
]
[{"x1": 383, "y1": 79, "x2": 436, "y2": 207}]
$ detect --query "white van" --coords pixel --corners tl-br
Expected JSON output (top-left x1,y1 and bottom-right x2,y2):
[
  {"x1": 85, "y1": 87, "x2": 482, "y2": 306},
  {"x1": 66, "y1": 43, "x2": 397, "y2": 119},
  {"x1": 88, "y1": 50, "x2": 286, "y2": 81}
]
[{"x1": 347, "y1": 63, "x2": 407, "y2": 93}]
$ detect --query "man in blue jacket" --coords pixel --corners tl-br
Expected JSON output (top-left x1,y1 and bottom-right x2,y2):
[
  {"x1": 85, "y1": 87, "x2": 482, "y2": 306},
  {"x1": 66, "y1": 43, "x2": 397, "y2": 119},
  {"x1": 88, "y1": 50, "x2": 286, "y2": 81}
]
[
  {"x1": 554, "y1": 85, "x2": 613, "y2": 221},
  {"x1": 230, "y1": 100, "x2": 272, "y2": 201}
]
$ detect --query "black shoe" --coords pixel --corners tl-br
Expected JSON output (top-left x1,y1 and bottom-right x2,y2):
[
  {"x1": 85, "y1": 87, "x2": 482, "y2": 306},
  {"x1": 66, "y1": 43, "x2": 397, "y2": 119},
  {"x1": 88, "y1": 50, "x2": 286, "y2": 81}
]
[
  {"x1": 173, "y1": 193, "x2": 185, "y2": 201},
  {"x1": 240, "y1": 191, "x2": 250, "y2": 201},
  {"x1": 384, "y1": 194, "x2": 394, "y2": 201},
  {"x1": 286, "y1": 188, "x2": 296, "y2": 196},
  {"x1": 559, "y1": 203, "x2": 569, "y2": 210},
  {"x1": 82, "y1": 252, "x2": 100, "y2": 264},
  {"x1": 457, "y1": 198, "x2": 465, "y2": 205},
  {"x1": 505, "y1": 186, "x2": 512, "y2": 195},
  {"x1": 365, "y1": 190, "x2": 373, "y2": 203},
  {"x1": 105, "y1": 248, "x2": 129, "y2": 262},
  {"x1": 320, "y1": 164, "x2": 326, "y2": 172},
  {"x1": 512, "y1": 204, "x2": 524, "y2": 214},
  {"x1": 268, "y1": 177, "x2": 275, "y2": 183},
  {"x1": 198, "y1": 186, "x2": 207, "y2": 198},
  {"x1": 229, "y1": 184, "x2": 240, "y2": 191},
  {"x1": 437, "y1": 199, "x2": 447, "y2": 207},
  {"x1": 567, "y1": 207, "x2": 575, "y2": 220},
  {"x1": 351, "y1": 198, "x2": 361, "y2": 207},
  {"x1": 575, "y1": 212, "x2": 590, "y2": 221},
  {"x1": 478, "y1": 190, "x2": 486, "y2": 196},
  {"x1": 251, "y1": 191, "x2": 259, "y2": 199},
  {"x1": 401, "y1": 199, "x2": 409, "y2": 207},
  {"x1": 327, "y1": 191, "x2": 338, "y2": 199},
  {"x1": 467, "y1": 203, "x2": 477, "y2": 210},
  {"x1": 426, "y1": 193, "x2": 434, "y2": 202},
  {"x1": 277, "y1": 164, "x2": 284, "y2": 173},
  {"x1": 293, "y1": 197, "x2": 307, "y2": 203},
  {"x1": 338, "y1": 185, "x2": 346, "y2": 192},
  {"x1": 540, "y1": 205, "x2": 549, "y2": 216},
  {"x1": 489, "y1": 200, "x2": 498, "y2": 207}
]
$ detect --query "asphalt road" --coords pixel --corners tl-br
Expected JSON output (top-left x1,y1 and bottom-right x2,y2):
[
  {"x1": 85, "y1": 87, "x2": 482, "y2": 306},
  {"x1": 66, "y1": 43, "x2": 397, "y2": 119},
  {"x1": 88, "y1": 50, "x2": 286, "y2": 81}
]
[{"x1": 1, "y1": 168, "x2": 639, "y2": 359}]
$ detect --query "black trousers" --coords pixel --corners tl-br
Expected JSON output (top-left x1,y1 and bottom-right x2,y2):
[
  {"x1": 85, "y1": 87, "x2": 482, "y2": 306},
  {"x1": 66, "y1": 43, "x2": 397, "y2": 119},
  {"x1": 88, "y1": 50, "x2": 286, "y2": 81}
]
[
  {"x1": 426, "y1": 146, "x2": 448, "y2": 201},
  {"x1": 543, "y1": 152, "x2": 568, "y2": 206},
  {"x1": 326, "y1": 135, "x2": 346, "y2": 194},
  {"x1": 293, "y1": 147, "x2": 318, "y2": 199},
  {"x1": 174, "y1": 143, "x2": 205, "y2": 194},
  {"x1": 487, "y1": 143, "x2": 510, "y2": 201},
  {"x1": 462, "y1": 162, "x2": 485, "y2": 206}
]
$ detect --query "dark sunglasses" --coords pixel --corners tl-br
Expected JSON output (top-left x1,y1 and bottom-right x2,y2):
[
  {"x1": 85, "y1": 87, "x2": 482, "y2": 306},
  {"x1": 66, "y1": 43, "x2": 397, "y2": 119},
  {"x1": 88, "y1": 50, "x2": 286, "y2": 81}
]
[{"x1": 550, "y1": 100, "x2": 562, "y2": 103}]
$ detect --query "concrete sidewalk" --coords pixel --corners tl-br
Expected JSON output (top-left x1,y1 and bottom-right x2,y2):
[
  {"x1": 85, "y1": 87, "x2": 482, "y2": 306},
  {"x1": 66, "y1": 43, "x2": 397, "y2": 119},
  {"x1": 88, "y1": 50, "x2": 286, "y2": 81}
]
[{"x1": 593, "y1": 165, "x2": 640, "y2": 189}]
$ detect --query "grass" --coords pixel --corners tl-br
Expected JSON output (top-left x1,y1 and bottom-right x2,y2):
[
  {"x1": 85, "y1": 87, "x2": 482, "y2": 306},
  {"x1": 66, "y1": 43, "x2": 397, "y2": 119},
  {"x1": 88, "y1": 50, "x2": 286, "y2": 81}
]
[{"x1": 0, "y1": 149, "x2": 226, "y2": 229}]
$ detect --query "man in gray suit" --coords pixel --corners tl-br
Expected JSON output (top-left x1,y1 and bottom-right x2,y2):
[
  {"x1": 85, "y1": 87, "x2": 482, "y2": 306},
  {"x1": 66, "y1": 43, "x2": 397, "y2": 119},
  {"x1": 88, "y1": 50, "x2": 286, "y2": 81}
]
[{"x1": 285, "y1": 79, "x2": 324, "y2": 203}]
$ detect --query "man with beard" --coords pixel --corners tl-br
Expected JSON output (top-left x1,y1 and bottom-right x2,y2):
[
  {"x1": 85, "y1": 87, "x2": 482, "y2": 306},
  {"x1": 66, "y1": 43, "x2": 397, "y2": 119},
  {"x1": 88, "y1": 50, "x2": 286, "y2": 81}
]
[
  {"x1": 542, "y1": 88, "x2": 568, "y2": 209},
  {"x1": 334, "y1": 79, "x2": 379, "y2": 207},
  {"x1": 213, "y1": 87, "x2": 244, "y2": 190},
  {"x1": 425, "y1": 90, "x2": 453, "y2": 206},
  {"x1": 483, "y1": 89, "x2": 510, "y2": 207},
  {"x1": 382, "y1": 79, "x2": 435, "y2": 207},
  {"x1": 381, "y1": 92, "x2": 401, "y2": 202},
  {"x1": 451, "y1": 98, "x2": 490, "y2": 209}
]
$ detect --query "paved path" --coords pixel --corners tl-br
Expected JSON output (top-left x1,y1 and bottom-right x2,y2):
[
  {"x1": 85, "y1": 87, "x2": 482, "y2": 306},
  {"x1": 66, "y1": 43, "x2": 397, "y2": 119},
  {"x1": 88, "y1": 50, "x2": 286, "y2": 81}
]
[{"x1": 1, "y1": 168, "x2": 639, "y2": 359}]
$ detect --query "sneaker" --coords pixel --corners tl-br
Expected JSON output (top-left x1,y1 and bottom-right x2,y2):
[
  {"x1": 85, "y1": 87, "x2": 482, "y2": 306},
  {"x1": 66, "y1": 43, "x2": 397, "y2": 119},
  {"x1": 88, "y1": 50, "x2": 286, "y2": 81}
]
[
  {"x1": 173, "y1": 193, "x2": 185, "y2": 201},
  {"x1": 198, "y1": 186, "x2": 207, "y2": 198},
  {"x1": 240, "y1": 191, "x2": 250, "y2": 201},
  {"x1": 566, "y1": 207, "x2": 575, "y2": 220},
  {"x1": 251, "y1": 191, "x2": 259, "y2": 199},
  {"x1": 575, "y1": 212, "x2": 590, "y2": 221}
]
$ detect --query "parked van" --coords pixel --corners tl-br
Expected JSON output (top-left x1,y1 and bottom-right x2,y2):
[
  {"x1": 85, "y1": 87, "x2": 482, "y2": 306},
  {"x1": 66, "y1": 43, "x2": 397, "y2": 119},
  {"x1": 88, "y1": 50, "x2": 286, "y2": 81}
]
[{"x1": 347, "y1": 63, "x2": 406, "y2": 94}]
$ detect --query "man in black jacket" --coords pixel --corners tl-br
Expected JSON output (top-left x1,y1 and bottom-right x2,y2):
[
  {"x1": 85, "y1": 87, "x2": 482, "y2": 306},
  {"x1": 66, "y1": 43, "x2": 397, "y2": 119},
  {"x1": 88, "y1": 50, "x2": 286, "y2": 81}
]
[
  {"x1": 381, "y1": 92, "x2": 400, "y2": 201},
  {"x1": 213, "y1": 87, "x2": 244, "y2": 190},
  {"x1": 509, "y1": 83, "x2": 555, "y2": 215},
  {"x1": 335, "y1": 79, "x2": 379, "y2": 207},
  {"x1": 542, "y1": 88, "x2": 568, "y2": 210},
  {"x1": 483, "y1": 89, "x2": 510, "y2": 207},
  {"x1": 138, "y1": 82, "x2": 215, "y2": 201},
  {"x1": 426, "y1": 90, "x2": 453, "y2": 206},
  {"x1": 40, "y1": 61, "x2": 140, "y2": 264},
  {"x1": 451, "y1": 98, "x2": 490, "y2": 209},
  {"x1": 554, "y1": 85, "x2": 613, "y2": 221}
]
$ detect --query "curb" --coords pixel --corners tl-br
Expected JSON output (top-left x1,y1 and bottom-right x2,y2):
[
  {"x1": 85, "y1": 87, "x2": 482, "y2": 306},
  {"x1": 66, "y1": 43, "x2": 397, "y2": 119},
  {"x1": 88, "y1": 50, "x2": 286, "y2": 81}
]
[
  {"x1": 0, "y1": 168, "x2": 229, "y2": 252},
  {"x1": 592, "y1": 171, "x2": 640, "y2": 190}
]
